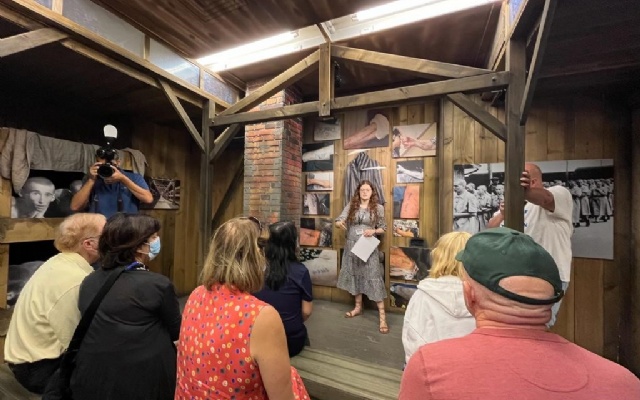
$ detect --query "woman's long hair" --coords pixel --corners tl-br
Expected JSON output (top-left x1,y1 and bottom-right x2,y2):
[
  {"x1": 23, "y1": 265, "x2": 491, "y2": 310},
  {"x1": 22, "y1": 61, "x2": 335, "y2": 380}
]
[
  {"x1": 346, "y1": 180, "x2": 380, "y2": 225},
  {"x1": 428, "y1": 231, "x2": 471, "y2": 279},
  {"x1": 264, "y1": 221, "x2": 298, "y2": 291},
  {"x1": 99, "y1": 213, "x2": 160, "y2": 269}
]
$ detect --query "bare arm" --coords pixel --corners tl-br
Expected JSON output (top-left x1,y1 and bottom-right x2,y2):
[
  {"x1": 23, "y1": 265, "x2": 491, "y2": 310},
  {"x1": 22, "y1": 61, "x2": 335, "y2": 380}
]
[
  {"x1": 70, "y1": 179, "x2": 95, "y2": 211},
  {"x1": 250, "y1": 306, "x2": 295, "y2": 400},
  {"x1": 487, "y1": 202, "x2": 505, "y2": 228},
  {"x1": 307, "y1": 178, "x2": 332, "y2": 188},
  {"x1": 302, "y1": 300, "x2": 313, "y2": 321},
  {"x1": 521, "y1": 171, "x2": 555, "y2": 212},
  {"x1": 119, "y1": 174, "x2": 154, "y2": 204}
]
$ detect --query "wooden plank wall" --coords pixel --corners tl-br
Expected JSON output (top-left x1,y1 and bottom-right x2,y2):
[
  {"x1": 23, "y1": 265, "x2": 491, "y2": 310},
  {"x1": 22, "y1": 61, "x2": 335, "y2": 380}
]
[
  {"x1": 131, "y1": 121, "x2": 201, "y2": 296},
  {"x1": 440, "y1": 94, "x2": 629, "y2": 359}
]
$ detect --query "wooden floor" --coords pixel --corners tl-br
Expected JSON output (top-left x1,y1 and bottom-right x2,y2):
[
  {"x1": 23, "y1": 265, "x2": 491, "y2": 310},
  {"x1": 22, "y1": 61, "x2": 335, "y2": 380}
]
[
  {"x1": 305, "y1": 300, "x2": 405, "y2": 370},
  {"x1": 179, "y1": 297, "x2": 406, "y2": 370}
]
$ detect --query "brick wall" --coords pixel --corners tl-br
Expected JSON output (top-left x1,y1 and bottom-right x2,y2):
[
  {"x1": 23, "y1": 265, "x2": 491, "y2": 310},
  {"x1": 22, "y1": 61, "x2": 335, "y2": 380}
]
[{"x1": 244, "y1": 81, "x2": 302, "y2": 224}]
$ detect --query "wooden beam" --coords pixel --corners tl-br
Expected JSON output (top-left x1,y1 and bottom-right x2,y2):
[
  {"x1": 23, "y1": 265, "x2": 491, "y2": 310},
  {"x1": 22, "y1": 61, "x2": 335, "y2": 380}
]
[
  {"x1": 211, "y1": 161, "x2": 244, "y2": 230},
  {"x1": 332, "y1": 45, "x2": 492, "y2": 80},
  {"x1": 0, "y1": 3, "x2": 42, "y2": 29},
  {"x1": 316, "y1": 23, "x2": 331, "y2": 43},
  {"x1": 332, "y1": 72, "x2": 510, "y2": 112},
  {"x1": 446, "y1": 93, "x2": 507, "y2": 142},
  {"x1": 509, "y1": 0, "x2": 545, "y2": 40},
  {"x1": 217, "y1": 50, "x2": 320, "y2": 117},
  {"x1": 158, "y1": 80, "x2": 205, "y2": 152},
  {"x1": 2, "y1": 0, "x2": 229, "y2": 108},
  {"x1": 0, "y1": 218, "x2": 64, "y2": 244},
  {"x1": 0, "y1": 28, "x2": 67, "y2": 58},
  {"x1": 318, "y1": 44, "x2": 332, "y2": 117},
  {"x1": 61, "y1": 40, "x2": 202, "y2": 108},
  {"x1": 214, "y1": 102, "x2": 319, "y2": 127},
  {"x1": 209, "y1": 124, "x2": 242, "y2": 163},
  {"x1": 504, "y1": 38, "x2": 527, "y2": 232},
  {"x1": 520, "y1": 0, "x2": 557, "y2": 125},
  {"x1": 199, "y1": 100, "x2": 214, "y2": 270}
]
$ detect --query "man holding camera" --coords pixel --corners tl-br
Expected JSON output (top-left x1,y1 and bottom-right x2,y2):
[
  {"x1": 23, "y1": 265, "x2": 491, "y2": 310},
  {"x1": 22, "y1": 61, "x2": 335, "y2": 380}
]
[{"x1": 70, "y1": 149, "x2": 153, "y2": 218}]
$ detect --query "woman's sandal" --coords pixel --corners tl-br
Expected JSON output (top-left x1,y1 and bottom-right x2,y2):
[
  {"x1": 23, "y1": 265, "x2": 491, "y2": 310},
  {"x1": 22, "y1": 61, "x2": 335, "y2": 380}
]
[
  {"x1": 344, "y1": 307, "x2": 363, "y2": 318},
  {"x1": 379, "y1": 310, "x2": 389, "y2": 334}
]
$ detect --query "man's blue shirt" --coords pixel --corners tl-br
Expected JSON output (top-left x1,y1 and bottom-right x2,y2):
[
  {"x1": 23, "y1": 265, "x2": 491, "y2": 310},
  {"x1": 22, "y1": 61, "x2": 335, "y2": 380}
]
[{"x1": 88, "y1": 170, "x2": 149, "y2": 218}]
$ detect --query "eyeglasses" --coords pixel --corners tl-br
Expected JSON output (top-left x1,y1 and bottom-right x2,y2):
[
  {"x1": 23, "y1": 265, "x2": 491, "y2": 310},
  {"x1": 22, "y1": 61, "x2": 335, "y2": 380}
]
[{"x1": 241, "y1": 216, "x2": 263, "y2": 231}]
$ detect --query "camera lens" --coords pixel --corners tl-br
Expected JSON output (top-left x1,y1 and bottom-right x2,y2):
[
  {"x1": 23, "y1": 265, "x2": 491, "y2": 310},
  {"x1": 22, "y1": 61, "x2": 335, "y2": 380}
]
[{"x1": 97, "y1": 163, "x2": 113, "y2": 178}]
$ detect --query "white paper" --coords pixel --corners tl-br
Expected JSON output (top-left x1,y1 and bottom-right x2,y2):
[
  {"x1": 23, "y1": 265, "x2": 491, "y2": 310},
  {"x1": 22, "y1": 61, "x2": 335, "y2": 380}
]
[{"x1": 350, "y1": 235, "x2": 380, "y2": 262}]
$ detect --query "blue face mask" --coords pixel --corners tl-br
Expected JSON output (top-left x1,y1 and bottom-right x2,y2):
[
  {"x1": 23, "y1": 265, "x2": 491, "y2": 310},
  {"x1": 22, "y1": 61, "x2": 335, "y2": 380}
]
[{"x1": 147, "y1": 237, "x2": 161, "y2": 260}]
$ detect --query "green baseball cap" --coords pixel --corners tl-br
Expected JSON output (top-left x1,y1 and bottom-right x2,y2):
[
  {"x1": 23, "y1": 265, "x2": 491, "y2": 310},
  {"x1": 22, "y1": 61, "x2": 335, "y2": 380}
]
[{"x1": 455, "y1": 227, "x2": 564, "y2": 305}]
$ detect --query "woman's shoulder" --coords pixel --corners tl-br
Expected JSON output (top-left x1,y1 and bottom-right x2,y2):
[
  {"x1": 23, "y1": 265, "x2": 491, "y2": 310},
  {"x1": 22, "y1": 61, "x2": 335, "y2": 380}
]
[{"x1": 376, "y1": 203, "x2": 385, "y2": 211}]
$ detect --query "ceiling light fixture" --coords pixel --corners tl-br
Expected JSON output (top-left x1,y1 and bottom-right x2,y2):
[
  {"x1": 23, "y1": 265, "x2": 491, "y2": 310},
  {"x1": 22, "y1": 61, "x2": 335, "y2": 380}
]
[
  {"x1": 197, "y1": 31, "x2": 298, "y2": 66},
  {"x1": 354, "y1": 0, "x2": 436, "y2": 21}
]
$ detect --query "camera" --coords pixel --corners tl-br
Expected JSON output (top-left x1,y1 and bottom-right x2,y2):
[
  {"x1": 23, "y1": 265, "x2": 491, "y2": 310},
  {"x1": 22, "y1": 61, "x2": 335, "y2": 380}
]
[{"x1": 96, "y1": 125, "x2": 118, "y2": 179}]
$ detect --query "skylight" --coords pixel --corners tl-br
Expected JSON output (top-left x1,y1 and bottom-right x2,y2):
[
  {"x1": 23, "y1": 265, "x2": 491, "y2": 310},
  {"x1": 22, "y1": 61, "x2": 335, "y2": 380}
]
[{"x1": 197, "y1": 0, "x2": 500, "y2": 72}]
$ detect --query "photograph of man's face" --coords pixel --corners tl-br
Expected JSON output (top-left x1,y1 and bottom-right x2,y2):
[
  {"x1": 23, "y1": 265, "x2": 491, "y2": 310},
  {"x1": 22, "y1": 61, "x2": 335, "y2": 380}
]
[{"x1": 20, "y1": 178, "x2": 55, "y2": 215}]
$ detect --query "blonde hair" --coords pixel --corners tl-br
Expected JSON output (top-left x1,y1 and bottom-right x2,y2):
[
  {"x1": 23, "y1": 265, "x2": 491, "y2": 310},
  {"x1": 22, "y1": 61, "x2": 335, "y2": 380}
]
[
  {"x1": 201, "y1": 217, "x2": 265, "y2": 293},
  {"x1": 54, "y1": 213, "x2": 106, "y2": 252},
  {"x1": 428, "y1": 231, "x2": 472, "y2": 279}
]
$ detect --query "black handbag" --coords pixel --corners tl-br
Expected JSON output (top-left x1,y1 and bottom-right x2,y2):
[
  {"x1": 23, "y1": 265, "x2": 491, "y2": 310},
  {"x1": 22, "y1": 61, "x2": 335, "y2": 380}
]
[{"x1": 42, "y1": 266, "x2": 129, "y2": 400}]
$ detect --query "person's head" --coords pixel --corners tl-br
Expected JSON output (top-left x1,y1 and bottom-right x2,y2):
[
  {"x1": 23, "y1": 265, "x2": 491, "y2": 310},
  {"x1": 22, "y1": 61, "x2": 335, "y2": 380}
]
[
  {"x1": 54, "y1": 213, "x2": 107, "y2": 264},
  {"x1": 70, "y1": 180, "x2": 83, "y2": 194},
  {"x1": 99, "y1": 213, "x2": 161, "y2": 269},
  {"x1": 428, "y1": 231, "x2": 472, "y2": 279},
  {"x1": 477, "y1": 185, "x2": 487, "y2": 195},
  {"x1": 201, "y1": 217, "x2": 265, "y2": 293},
  {"x1": 524, "y1": 163, "x2": 544, "y2": 189},
  {"x1": 19, "y1": 177, "x2": 56, "y2": 213},
  {"x1": 453, "y1": 179, "x2": 466, "y2": 195},
  {"x1": 494, "y1": 184, "x2": 504, "y2": 195},
  {"x1": 347, "y1": 180, "x2": 380, "y2": 224},
  {"x1": 456, "y1": 227, "x2": 564, "y2": 329},
  {"x1": 466, "y1": 182, "x2": 476, "y2": 193},
  {"x1": 264, "y1": 221, "x2": 298, "y2": 291},
  {"x1": 355, "y1": 180, "x2": 377, "y2": 204}
]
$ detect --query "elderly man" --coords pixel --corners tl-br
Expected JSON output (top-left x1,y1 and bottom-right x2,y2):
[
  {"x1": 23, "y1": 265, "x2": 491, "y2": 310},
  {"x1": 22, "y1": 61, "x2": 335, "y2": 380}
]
[
  {"x1": 488, "y1": 163, "x2": 573, "y2": 327},
  {"x1": 4, "y1": 213, "x2": 106, "y2": 394},
  {"x1": 399, "y1": 228, "x2": 640, "y2": 399}
]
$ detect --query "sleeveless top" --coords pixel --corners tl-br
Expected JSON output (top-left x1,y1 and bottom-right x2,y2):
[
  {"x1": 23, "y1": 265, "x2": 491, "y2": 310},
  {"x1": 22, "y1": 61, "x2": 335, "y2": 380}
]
[{"x1": 176, "y1": 284, "x2": 268, "y2": 400}]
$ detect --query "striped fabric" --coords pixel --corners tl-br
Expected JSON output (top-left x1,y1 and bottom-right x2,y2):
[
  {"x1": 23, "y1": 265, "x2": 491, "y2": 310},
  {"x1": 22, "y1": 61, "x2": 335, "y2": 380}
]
[{"x1": 344, "y1": 152, "x2": 386, "y2": 208}]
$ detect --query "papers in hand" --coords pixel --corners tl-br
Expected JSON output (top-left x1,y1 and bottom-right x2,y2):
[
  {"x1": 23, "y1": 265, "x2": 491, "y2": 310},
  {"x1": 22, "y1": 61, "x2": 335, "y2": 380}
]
[{"x1": 350, "y1": 235, "x2": 380, "y2": 262}]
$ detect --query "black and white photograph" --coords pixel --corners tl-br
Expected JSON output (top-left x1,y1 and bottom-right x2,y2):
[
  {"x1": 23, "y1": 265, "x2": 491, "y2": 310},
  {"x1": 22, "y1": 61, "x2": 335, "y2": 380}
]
[
  {"x1": 305, "y1": 172, "x2": 333, "y2": 191},
  {"x1": 299, "y1": 218, "x2": 333, "y2": 247},
  {"x1": 390, "y1": 282, "x2": 418, "y2": 309},
  {"x1": 396, "y1": 160, "x2": 424, "y2": 183},
  {"x1": 390, "y1": 246, "x2": 431, "y2": 281},
  {"x1": 392, "y1": 123, "x2": 437, "y2": 158},
  {"x1": 343, "y1": 109, "x2": 391, "y2": 150},
  {"x1": 303, "y1": 193, "x2": 330, "y2": 216},
  {"x1": 141, "y1": 177, "x2": 181, "y2": 210},
  {"x1": 7, "y1": 241, "x2": 57, "y2": 307},
  {"x1": 567, "y1": 159, "x2": 614, "y2": 259},
  {"x1": 393, "y1": 185, "x2": 420, "y2": 219},
  {"x1": 10, "y1": 170, "x2": 85, "y2": 218},
  {"x1": 302, "y1": 143, "x2": 333, "y2": 172},
  {"x1": 313, "y1": 118, "x2": 341, "y2": 141},
  {"x1": 299, "y1": 248, "x2": 338, "y2": 287},
  {"x1": 392, "y1": 220, "x2": 420, "y2": 238}
]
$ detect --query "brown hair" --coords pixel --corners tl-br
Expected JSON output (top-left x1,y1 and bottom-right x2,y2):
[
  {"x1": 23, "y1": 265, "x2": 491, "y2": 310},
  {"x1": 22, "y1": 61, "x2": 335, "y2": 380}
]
[
  {"x1": 346, "y1": 180, "x2": 380, "y2": 225},
  {"x1": 201, "y1": 217, "x2": 265, "y2": 293},
  {"x1": 54, "y1": 213, "x2": 106, "y2": 252},
  {"x1": 99, "y1": 213, "x2": 160, "y2": 269}
]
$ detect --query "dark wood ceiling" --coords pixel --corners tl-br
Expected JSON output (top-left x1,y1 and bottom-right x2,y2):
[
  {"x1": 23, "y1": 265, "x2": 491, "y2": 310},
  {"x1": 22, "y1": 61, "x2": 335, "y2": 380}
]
[{"x1": 89, "y1": 0, "x2": 390, "y2": 58}]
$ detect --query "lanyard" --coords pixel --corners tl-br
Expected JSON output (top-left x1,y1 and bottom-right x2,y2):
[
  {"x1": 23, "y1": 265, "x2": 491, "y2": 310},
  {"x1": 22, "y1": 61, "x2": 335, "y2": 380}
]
[{"x1": 125, "y1": 261, "x2": 144, "y2": 271}]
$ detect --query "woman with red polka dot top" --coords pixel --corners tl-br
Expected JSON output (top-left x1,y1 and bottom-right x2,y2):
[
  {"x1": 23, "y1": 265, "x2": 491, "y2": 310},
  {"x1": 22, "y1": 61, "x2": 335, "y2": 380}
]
[{"x1": 175, "y1": 217, "x2": 309, "y2": 400}]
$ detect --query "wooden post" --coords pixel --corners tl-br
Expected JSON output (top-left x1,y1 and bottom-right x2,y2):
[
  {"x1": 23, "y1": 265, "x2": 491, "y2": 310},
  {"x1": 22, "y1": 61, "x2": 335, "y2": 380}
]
[
  {"x1": 504, "y1": 37, "x2": 526, "y2": 231},
  {"x1": 199, "y1": 100, "x2": 215, "y2": 271},
  {"x1": 318, "y1": 43, "x2": 332, "y2": 117}
]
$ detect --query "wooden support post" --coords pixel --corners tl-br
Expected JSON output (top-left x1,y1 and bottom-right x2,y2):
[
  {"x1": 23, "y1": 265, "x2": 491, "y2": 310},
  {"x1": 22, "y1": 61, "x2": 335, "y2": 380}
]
[
  {"x1": 199, "y1": 101, "x2": 214, "y2": 270},
  {"x1": 0, "y1": 28, "x2": 67, "y2": 58},
  {"x1": 520, "y1": 0, "x2": 557, "y2": 125},
  {"x1": 216, "y1": 51, "x2": 320, "y2": 118},
  {"x1": 446, "y1": 93, "x2": 507, "y2": 141},
  {"x1": 318, "y1": 43, "x2": 332, "y2": 117},
  {"x1": 209, "y1": 124, "x2": 242, "y2": 163},
  {"x1": 504, "y1": 38, "x2": 526, "y2": 231},
  {"x1": 331, "y1": 45, "x2": 492, "y2": 79},
  {"x1": 158, "y1": 80, "x2": 206, "y2": 152}
]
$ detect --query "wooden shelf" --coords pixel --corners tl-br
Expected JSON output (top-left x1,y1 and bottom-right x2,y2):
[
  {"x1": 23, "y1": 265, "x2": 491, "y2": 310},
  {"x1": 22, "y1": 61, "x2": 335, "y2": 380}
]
[{"x1": 0, "y1": 218, "x2": 64, "y2": 244}]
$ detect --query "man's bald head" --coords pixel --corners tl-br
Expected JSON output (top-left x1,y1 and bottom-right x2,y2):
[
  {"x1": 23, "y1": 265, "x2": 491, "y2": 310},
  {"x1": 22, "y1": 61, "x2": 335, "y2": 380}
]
[{"x1": 525, "y1": 163, "x2": 544, "y2": 189}]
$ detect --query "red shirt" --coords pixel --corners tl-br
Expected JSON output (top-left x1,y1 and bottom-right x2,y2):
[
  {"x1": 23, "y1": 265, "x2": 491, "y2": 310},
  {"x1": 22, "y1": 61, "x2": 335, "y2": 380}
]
[
  {"x1": 176, "y1": 285, "x2": 268, "y2": 400},
  {"x1": 399, "y1": 327, "x2": 640, "y2": 400}
]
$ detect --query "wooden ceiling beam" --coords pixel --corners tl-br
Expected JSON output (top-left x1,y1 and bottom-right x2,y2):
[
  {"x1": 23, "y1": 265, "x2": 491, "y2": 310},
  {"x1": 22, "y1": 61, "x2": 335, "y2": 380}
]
[
  {"x1": 520, "y1": 0, "x2": 557, "y2": 125},
  {"x1": 158, "y1": 79, "x2": 205, "y2": 152},
  {"x1": 216, "y1": 50, "x2": 320, "y2": 118},
  {"x1": 318, "y1": 43, "x2": 332, "y2": 117},
  {"x1": 213, "y1": 72, "x2": 509, "y2": 128},
  {"x1": 0, "y1": 27, "x2": 67, "y2": 58},
  {"x1": 446, "y1": 93, "x2": 506, "y2": 142},
  {"x1": 331, "y1": 45, "x2": 493, "y2": 80},
  {"x1": 209, "y1": 124, "x2": 242, "y2": 163}
]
